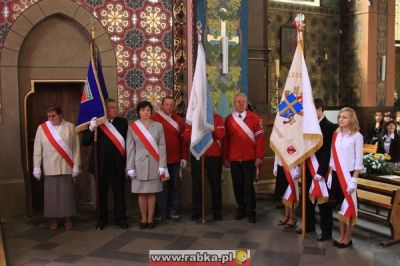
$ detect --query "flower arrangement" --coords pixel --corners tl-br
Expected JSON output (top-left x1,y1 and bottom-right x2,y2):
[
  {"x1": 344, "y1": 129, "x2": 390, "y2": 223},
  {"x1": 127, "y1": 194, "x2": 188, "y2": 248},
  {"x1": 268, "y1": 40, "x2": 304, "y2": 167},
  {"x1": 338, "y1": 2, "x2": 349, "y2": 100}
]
[{"x1": 362, "y1": 153, "x2": 394, "y2": 175}]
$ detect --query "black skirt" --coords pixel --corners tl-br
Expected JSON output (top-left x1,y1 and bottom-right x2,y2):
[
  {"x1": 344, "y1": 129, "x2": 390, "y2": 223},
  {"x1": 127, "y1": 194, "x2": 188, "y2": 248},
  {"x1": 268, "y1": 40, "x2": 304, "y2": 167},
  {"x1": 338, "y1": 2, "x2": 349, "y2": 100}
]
[
  {"x1": 330, "y1": 170, "x2": 354, "y2": 206},
  {"x1": 274, "y1": 165, "x2": 289, "y2": 200}
]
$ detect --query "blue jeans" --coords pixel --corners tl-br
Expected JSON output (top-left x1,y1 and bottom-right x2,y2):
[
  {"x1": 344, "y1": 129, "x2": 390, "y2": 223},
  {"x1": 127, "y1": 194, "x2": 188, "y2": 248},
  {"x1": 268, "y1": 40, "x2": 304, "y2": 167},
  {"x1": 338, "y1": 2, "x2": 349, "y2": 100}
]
[{"x1": 156, "y1": 163, "x2": 180, "y2": 216}]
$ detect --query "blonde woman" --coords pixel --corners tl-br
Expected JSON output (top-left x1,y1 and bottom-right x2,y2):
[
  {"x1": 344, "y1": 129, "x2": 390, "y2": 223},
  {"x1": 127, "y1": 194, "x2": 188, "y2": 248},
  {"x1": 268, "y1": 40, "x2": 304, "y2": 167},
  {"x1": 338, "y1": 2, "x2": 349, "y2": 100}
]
[{"x1": 329, "y1": 107, "x2": 363, "y2": 248}]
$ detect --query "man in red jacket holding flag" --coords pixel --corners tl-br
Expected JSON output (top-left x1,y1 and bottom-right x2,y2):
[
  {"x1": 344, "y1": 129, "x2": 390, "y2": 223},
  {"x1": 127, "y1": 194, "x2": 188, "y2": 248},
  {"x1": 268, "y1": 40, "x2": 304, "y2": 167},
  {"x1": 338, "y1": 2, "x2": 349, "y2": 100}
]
[{"x1": 151, "y1": 96, "x2": 186, "y2": 221}]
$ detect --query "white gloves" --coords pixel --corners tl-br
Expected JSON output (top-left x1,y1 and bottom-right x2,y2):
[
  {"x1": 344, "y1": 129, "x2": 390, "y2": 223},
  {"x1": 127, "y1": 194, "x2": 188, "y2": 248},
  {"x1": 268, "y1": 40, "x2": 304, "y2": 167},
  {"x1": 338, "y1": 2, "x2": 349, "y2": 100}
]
[
  {"x1": 127, "y1": 169, "x2": 136, "y2": 178},
  {"x1": 72, "y1": 166, "x2": 81, "y2": 177},
  {"x1": 314, "y1": 174, "x2": 323, "y2": 181},
  {"x1": 273, "y1": 161, "x2": 277, "y2": 177},
  {"x1": 180, "y1": 159, "x2": 187, "y2": 168},
  {"x1": 33, "y1": 167, "x2": 41, "y2": 180},
  {"x1": 347, "y1": 177, "x2": 357, "y2": 195},
  {"x1": 293, "y1": 167, "x2": 301, "y2": 180},
  {"x1": 158, "y1": 167, "x2": 166, "y2": 176},
  {"x1": 89, "y1": 117, "x2": 97, "y2": 131}
]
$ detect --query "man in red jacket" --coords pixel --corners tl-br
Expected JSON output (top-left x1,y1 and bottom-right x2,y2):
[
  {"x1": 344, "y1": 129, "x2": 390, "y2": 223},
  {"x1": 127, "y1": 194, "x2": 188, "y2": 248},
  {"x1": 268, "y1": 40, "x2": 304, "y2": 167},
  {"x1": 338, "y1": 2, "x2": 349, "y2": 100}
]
[
  {"x1": 183, "y1": 113, "x2": 225, "y2": 221},
  {"x1": 151, "y1": 97, "x2": 186, "y2": 221},
  {"x1": 223, "y1": 93, "x2": 265, "y2": 223}
]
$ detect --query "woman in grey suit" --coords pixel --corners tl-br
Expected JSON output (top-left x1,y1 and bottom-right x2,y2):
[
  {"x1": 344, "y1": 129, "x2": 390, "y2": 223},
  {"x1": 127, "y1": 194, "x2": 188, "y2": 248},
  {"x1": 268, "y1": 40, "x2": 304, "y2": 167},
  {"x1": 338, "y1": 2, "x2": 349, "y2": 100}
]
[{"x1": 126, "y1": 101, "x2": 167, "y2": 229}]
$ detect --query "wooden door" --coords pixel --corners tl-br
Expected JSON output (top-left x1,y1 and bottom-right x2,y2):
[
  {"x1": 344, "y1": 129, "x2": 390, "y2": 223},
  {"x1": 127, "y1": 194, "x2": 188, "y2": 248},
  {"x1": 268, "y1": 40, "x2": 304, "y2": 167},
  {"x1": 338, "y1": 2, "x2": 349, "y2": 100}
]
[{"x1": 26, "y1": 81, "x2": 90, "y2": 214}]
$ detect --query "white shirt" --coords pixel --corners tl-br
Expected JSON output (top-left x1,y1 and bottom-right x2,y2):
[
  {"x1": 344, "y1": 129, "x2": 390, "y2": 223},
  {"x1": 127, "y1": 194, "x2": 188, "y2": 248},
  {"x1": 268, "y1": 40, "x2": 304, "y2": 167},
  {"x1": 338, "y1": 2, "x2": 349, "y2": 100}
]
[
  {"x1": 235, "y1": 110, "x2": 247, "y2": 120},
  {"x1": 383, "y1": 133, "x2": 394, "y2": 153},
  {"x1": 330, "y1": 131, "x2": 364, "y2": 172}
]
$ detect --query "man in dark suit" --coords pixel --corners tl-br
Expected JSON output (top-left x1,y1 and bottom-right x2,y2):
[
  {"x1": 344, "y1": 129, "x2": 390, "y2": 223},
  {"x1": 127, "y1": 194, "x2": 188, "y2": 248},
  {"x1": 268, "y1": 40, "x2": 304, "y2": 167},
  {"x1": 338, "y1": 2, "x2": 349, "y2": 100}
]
[
  {"x1": 82, "y1": 98, "x2": 128, "y2": 230},
  {"x1": 296, "y1": 98, "x2": 337, "y2": 241}
]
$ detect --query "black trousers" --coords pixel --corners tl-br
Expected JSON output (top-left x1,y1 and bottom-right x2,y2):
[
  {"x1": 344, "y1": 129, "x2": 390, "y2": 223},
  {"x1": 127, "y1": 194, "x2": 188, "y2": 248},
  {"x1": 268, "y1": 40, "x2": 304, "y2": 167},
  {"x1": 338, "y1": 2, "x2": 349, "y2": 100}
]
[
  {"x1": 306, "y1": 169, "x2": 332, "y2": 236},
  {"x1": 191, "y1": 155, "x2": 222, "y2": 215},
  {"x1": 98, "y1": 156, "x2": 126, "y2": 224},
  {"x1": 230, "y1": 160, "x2": 256, "y2": 217}
]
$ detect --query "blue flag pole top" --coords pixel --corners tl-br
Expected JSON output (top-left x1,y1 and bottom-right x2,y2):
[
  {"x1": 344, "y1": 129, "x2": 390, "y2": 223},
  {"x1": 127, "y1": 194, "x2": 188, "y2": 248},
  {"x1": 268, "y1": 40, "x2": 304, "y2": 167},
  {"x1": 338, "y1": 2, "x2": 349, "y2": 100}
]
[{"x1": 75, "y1": 21, "x2": 109, "y2": 133}]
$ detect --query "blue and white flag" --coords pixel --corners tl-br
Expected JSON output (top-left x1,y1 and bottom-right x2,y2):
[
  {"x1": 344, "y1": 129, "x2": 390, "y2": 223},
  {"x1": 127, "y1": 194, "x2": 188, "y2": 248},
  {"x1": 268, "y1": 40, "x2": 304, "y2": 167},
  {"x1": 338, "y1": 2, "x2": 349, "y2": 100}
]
[
  {"x1": 186, "y1": 43, "x2": 214, "y2": 160},
  {"x1": 75, "y1": 42, "x2": 109, "y2": 133}
]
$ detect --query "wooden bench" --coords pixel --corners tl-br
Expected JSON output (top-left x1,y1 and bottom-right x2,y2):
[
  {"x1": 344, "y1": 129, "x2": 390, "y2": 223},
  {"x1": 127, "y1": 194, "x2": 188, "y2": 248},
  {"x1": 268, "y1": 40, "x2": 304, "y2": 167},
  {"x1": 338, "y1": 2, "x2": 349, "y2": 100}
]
[
  {"x1": 357, "y1": 177, "x2": 400, "y2": 246},
  {"x1": 363, "y1": 144, "x2": 377, "y2": 154}
]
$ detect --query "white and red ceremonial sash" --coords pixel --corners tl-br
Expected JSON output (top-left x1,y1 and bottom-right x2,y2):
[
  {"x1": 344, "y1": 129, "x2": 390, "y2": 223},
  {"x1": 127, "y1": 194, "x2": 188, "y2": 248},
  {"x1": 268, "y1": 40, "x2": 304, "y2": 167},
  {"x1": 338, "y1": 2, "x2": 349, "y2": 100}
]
[
  {"x1": 331, "y1": 132, "x2": 358, "y2": 225},
  {"x1": 157, "y1": 111, "x2": 180, "y2": 132},
  {"x1": 307, "y1": 155, "x2": 329, "y2": 204},
  {"x1": 41, "y1": 121, "x2": 73, "y2": 168},
  {"x1": 130, "y1": 121, "x2": 169, "y2": 181},
  {"x1": 282, "y1": 165, "x2": 299, "y2": 209},
  {"x1": 99, "y1": 122, "x2": 125, "y2": 157},
  {"x1": 231, "y1": 113, "x2": 255, "y2": 143}
]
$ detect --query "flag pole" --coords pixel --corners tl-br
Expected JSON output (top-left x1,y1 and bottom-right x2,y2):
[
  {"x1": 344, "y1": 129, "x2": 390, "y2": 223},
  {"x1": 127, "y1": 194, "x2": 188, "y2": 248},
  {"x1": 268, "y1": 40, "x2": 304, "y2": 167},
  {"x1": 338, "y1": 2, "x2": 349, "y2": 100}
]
[
  {"x1": 201, "y1": 156, "x2": 205, "y2": 223},
  {"x1": 90, "y1": 20, "x2": 101, "y2": 230},
  {"x1": 301, "y1": 162, "x2": 306, "y2": 239}
]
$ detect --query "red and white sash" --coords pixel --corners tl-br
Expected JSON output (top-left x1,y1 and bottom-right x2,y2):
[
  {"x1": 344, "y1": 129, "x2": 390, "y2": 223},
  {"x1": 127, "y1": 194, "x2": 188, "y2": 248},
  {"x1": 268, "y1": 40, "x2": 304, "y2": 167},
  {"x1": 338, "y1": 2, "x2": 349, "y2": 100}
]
[
  {"x1": 332, "y1": 132, "x2": 358, "y2": 225},
  {"x1": 231, "y1": 113, "x2": 255, "y2": 143},
  {"x1": 41, "y1": 121, "x2": 73, "y2": 168},
  {"x1": 130, "y1": 121, "x2": 169, "y2": 181},
  {"x1": 99, "y1": 121, "x2": 125, "y2": 158},
  {"x1": 157, "y1": 111, "x2": 180, "y2": 132},
  {"x1": 307, "y1": 155, "x2": 329, "y2": 204},
  {"x1": 282, "y1": 165, "x2": 299, "y2": 209}
]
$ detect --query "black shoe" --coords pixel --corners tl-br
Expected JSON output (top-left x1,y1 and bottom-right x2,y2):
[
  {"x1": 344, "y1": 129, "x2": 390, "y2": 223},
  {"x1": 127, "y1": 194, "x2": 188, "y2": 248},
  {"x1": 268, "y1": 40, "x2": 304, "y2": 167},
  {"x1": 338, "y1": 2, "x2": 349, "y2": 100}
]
[
  {"x1": 147, "y1": 222, "x2": 156, "y2": 229},
  {"x1": 248, "y1": 216, "x2": 256, "y2": 223},
  {"x1": 338, "y1": 240, "x2": 352, "y2": 249},
  {"x1": 117, "y1": 222, "x2": 128, "y2": 230},
  {"x1": 97, "y1": 222, "x2": 107, "y2": 230},
  {"x1": 139, "y1": 222, "x2": 147, "y2": 230},
  {"x1": 234, "y1": 212, "x2": 246, "y2": 220},
  {"x1": 213, "y1": 213, "x2": 222, "y2": 221},
  {"x1": 317, "y1": 234, "x2": 331, "y2": 242},
  {"x1": 332, "y1": 240, "x2": 341, "y2": 247},
  {"x1": 191, "y1": 214, "x2": 201, "y2": 221}
]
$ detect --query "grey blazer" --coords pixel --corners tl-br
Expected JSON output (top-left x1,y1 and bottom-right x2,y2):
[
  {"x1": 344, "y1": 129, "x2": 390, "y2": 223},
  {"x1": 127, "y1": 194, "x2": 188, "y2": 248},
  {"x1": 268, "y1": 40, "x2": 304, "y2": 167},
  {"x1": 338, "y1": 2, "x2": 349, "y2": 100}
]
[{"x1": 126, "y1": 120, "x2": 167, "y2": 181}]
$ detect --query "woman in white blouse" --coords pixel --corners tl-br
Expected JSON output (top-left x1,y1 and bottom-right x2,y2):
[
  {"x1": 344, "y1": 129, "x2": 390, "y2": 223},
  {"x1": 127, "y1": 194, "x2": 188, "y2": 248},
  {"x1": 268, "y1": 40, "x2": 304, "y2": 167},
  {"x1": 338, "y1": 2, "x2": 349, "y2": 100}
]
[
  {"x1": 329, "y1": 107, "x2": 363, "y2": 249},
  {"x1": 377, "y1": 120, "x2": 400, "y2": 162}
]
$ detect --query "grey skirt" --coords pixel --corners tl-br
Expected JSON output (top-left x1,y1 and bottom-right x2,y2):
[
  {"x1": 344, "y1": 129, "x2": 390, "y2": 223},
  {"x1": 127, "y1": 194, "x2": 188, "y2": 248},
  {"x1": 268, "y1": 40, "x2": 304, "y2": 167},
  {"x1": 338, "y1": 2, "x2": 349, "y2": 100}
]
[
  {"x1": 131, "y1": 178, "x2": 162, "y2": 194},
  {"x1": 44, "y1": 175, "x2": 75, "y2": 218}
]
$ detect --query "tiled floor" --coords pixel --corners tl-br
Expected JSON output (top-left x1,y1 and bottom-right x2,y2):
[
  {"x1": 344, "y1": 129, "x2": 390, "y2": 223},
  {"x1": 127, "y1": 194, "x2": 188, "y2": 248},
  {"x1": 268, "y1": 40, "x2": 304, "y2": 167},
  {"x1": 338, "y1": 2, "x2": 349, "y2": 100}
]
[{"x1": 2, "y1": 200, "x2": 399, "y2": 266}]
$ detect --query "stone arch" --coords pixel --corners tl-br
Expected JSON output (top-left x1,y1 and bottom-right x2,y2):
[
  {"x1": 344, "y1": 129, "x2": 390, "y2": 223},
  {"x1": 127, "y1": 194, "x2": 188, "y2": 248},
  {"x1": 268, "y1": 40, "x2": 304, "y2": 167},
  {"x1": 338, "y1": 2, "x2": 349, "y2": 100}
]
[{"x1": 0, "y1": 0, "x2": 116, "y2": 216}]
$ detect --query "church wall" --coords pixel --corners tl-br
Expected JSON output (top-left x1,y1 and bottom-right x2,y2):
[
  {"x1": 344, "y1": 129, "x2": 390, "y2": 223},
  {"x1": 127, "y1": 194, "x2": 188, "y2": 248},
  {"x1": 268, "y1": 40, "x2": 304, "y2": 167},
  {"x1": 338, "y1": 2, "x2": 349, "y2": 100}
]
[{"x1": 268, "y1": 0, "x2": 341, "y2": 108}]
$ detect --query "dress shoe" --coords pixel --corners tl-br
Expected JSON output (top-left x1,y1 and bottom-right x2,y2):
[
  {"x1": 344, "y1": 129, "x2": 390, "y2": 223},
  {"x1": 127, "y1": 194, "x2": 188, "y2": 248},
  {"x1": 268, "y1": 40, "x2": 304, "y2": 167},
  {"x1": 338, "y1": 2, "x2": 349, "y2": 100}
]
[
  {"x1": 139, "y1": 222, "x2": 147, "y2": 230},
  {"x1": 191, "y1": 214, "x2": 201, "y2": 221},
  {"x1": 332, "y1": 240, "x2": 341, "y2": 247},
  {"x1": 167, "y1": 213, "x2": 180, "y2": 221},
  {"x1": 248, "y1": 216, "x2": 256, "y2": 223},
  {"x1": 147, "y1": 222, "x2": 156, "y2": 229},
  {"x1": 234, "y1": 212, "x2": 246, "y2": 220},
  {"x1": 338, "y1": 240, "x2": 353, "y2": 249},
  {"x1": 317, "y1": 234, "x2": 331, "y2": 242},
  {"x1": 117, "y1": 221, "x2": 128, "y2": 229},
  {"x1": 213, "y1": 213, "x2": 222, "y2": 221}
]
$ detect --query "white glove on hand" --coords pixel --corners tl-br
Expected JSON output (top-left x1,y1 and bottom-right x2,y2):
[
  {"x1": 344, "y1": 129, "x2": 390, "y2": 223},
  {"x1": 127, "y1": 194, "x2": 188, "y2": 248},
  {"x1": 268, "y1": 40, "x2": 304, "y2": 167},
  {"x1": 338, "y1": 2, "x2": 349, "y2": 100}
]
[
  {"x1": 293, "y1": 166, "x2": 301, "y2": 180},
  {"x1": 72, "y1": 166, "x2": 81, "y2": 177},
  {"x1": 314, "y1": 174, "x2": 323, "y2": 181},
  {"x1": 158, "y1": 167, "x2": 166, "y2": 176},
  {"x1": 33, "y1": 167, "x2": 41, "y2": 180},
  {"x1": 127, "y1": 169, "x2": 136, "y2": 179},
  {"x1": 180, "y1": 159, "x2": 187, "y2": 168},
  {"x1": 89, "y1": 117, "x2": 97, "y2": 131},
  {"x1": 273, "y1": 162, "x2": 277, "y2": 177},
  {"x1": 347, "y1": 177, "x2": 357, "y2": 194}
]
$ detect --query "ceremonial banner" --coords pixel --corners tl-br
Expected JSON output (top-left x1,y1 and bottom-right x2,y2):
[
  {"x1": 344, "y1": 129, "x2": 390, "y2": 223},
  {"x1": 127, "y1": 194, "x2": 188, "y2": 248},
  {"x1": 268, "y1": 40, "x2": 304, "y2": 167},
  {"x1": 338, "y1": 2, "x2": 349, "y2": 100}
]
[
  {"x1": 75, "y1": 42, "x2": 109, "y2": 133},
  {"x1": 186, "y1": 43, "x2": 214, "y2": 160},
  {"x1": 270, "y1": 15, "x2": 322, "y2": 168}
]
